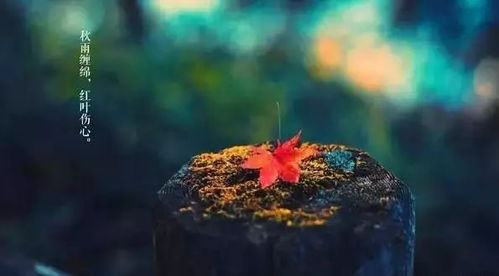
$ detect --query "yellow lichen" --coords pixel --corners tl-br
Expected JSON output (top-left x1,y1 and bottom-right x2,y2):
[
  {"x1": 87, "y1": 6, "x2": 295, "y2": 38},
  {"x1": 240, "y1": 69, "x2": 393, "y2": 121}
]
[
  {"x1": 253, "y1": 206, "x2": 339, "y2": 227},
  {"x1": 180, "y1": 143, "x2": 354, "y2": 227}
]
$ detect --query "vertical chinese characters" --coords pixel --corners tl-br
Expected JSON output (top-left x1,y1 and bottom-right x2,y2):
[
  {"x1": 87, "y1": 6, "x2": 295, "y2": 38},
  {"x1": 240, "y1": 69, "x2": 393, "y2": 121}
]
[{"x1": 79, "y1": 30, "x2": 92, "y2": 142}]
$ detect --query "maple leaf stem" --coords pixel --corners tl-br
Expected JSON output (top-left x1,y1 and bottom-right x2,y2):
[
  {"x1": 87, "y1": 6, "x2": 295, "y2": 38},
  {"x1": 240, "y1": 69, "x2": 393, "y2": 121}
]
[{"x1": 276, "y1": 101, "x2": 281, "y2": 141}]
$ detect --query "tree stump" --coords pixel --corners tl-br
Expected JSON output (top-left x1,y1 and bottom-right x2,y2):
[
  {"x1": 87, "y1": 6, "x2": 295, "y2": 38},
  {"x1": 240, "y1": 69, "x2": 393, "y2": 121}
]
[{"x1": 154, "y1": 144, "x2": 415, "y2": 276}]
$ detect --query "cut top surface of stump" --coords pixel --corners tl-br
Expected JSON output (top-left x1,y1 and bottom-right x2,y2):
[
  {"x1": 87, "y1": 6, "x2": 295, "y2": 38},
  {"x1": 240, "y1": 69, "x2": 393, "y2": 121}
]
[{"x1": 159, "y1": 143, "x2": 408, "y2": 231}]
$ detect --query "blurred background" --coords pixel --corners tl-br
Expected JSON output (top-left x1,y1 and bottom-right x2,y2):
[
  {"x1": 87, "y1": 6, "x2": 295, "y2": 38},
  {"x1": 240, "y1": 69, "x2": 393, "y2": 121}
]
[{"x1": 1, "y1": 0, "x2": 499, "y2": 275}]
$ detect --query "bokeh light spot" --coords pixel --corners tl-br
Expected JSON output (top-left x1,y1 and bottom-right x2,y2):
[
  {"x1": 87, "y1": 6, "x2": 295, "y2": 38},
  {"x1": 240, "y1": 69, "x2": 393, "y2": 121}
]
[
  {"x1": 313, "y1": 36, "x2": 342, "y2": 74},
  {"x1": 474, "y1": 59, "x2": 499, "y2": 100},
  {"x1": 152, "y1": 0, "x2": 219, "y2": 15},
  {"x1": 345, "y1": 44, "x2": 409, "y2": 93}
]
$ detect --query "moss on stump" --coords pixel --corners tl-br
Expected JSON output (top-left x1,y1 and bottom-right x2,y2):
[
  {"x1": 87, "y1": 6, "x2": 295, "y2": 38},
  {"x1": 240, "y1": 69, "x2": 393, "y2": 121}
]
[{"x1": 154, "y1": 143, "x2": 415, "y2": 276}]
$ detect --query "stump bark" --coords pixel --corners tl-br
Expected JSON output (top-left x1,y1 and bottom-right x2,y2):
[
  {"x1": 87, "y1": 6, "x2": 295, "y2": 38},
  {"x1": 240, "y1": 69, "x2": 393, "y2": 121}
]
[{"x1": 154, "y1": 145, "x2": 415, "y2": 276}]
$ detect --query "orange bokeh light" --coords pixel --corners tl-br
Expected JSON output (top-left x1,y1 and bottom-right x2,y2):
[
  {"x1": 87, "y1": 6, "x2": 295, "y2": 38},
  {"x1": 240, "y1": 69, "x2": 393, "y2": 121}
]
[
  {"x1": 313, "y1": 36, "x2": 342, "y2": 73},
  {"x1": 345, "y1": 45, "x2": 407, "y2": 92}
]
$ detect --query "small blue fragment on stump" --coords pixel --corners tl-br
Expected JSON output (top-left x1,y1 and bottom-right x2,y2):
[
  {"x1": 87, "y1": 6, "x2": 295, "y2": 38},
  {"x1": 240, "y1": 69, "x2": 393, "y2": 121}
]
[{"x1": 325, "y1": 150, "x2": 355, "y2": 172}]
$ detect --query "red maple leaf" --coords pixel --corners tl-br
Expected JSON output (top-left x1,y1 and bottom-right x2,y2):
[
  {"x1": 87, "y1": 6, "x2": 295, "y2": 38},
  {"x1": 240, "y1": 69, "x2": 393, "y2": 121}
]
[{"x1": 242, "y1": 131, "x2": 318, "y2": 188}]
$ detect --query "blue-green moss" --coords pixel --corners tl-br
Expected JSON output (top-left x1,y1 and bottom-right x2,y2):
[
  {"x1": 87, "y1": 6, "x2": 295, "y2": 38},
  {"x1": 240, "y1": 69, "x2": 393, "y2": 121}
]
[{"x1": 325, "y1": 150, "x2": 355, "y2": 172}]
